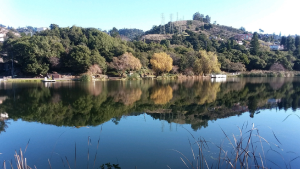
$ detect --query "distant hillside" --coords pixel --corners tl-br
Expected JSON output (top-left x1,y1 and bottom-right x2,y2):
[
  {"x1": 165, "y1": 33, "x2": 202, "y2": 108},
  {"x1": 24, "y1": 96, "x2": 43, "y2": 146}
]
[
  {"x1": 118, "y1": 28, "x2": 144, "y2": 40},
  {"x1": 0, "y1": 27, "x2": 21, "y2": 38},
  {"x1": 143, "y1": 20, "x2": 245, "y2": 42}
]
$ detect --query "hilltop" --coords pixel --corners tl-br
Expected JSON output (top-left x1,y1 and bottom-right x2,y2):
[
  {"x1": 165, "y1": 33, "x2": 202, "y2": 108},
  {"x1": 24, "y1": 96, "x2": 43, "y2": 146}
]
[
  {"x1": 0, "y1": 27, "x2": 20, "y2": 39},
  {"x1": 142, "y1": 20, "x2": 245, "y2": 42}
]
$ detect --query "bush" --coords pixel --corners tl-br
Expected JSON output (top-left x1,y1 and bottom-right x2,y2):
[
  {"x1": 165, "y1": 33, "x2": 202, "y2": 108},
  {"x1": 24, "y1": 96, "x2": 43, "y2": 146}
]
[
  {"x1": 127, "y1": 73, "x2": 140, "y2": 80},
  {"x1": 106, "y1": 71, "x2": 119, "y2": 77},
  {"x1": 80, "y1": 74, "x2": 92, "y2": 82},
  {"x1": 278, "y1": 72, "x2": 284, "y2": 77}
]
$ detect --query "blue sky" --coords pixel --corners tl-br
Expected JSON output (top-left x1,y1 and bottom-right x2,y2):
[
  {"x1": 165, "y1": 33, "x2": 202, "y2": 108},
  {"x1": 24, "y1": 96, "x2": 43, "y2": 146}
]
[{"x1": 0, "y1": 0, "x2": 298, "y2": 35}]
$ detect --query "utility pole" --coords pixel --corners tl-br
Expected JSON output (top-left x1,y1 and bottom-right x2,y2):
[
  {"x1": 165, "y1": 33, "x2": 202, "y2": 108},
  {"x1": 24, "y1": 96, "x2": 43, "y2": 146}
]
[
  {"x1": 161, "y1": 13, "x2": 165, "y2": 34},
  {"x1": 170, "y1": 14, "x2": 173, "y2": 34},
  {"x1": 11, "y1": 45, "x2": 14, "y2": 78}
]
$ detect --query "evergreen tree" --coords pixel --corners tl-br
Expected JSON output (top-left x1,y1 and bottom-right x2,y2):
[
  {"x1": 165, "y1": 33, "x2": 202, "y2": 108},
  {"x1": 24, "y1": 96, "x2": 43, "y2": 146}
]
[
  {"x1": 280, "y1": 36, "x2": 287, "y2": 49},
  {"x1": 205, "y1": 15, "x2": 211, "y2": 23},
  {"x1": 286, "y1": 36, "x2": 296, "y2": 51},
  {"x1": 226, "y1": 41, "x2": 231, "y2": 51},
  {"x1": 295, "y1": 36, "x2": 300, "y2": 47},
  {"x1": 109, "y1": 27, "x2": 119, "y2": 38},
  {"x1": 239, "y1": 27, "x2": 246, "y2": 31},
  {"x1": 250, "y1": 32, "x2": 259, "y2": 55},
  {"x1": 49, "y1": 24, "x2": 59, "y2": 30},
  {"x1": 193, "y1": 12, "x2": 201, "y2": 21}
]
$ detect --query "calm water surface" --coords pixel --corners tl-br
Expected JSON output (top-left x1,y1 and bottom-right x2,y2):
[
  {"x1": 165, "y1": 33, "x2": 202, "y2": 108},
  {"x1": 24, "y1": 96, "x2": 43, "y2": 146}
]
[{"x1": 0, "y1": 77, "x2": 300, "y2": 168}]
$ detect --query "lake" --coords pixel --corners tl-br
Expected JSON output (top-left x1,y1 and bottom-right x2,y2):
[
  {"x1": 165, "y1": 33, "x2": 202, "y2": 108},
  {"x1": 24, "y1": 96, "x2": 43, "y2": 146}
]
[{"x1": 0, "y1": 77, "x2": 300, "y2": 169}]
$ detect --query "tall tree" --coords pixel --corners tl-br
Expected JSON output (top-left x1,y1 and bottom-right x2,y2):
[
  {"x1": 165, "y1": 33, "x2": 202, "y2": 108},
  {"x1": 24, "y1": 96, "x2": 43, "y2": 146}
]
[
  {"x1": 239, "y1": 27, "x2": 246, "y2": 31},
  {"x1": 286, "y1": 36, "x2": 296, "y2": 51},
  {"x1": 205, "y1": 15, "x2": 211, "y2": 23},
  {"x1": 250, "y1": 32, "x2": 260, "y2": 55},
  {"x1": 295, "y1": 36, "x2": 300, "y2": 47},
  {"x1": 280, "y1": 36, "x2": 287, "y2": 48},
  {"x1": 193, "y1": 12, "x2": 201, "y2": 21},
  {"x1": 193, "y1": 50, "x2": 220, "y2": 75},
  {"x1": 49, "y1": 24, "x2": 59, "y2": 30},
  {"x1": 66, "y1": 45, "x2": 92, "y2": 72},
  {"x1": 109, "y1": 27, "x2": 119, "y2": 38},
  {"x1": 294, "y1": 36, "x2": 300, "y2": 57}
]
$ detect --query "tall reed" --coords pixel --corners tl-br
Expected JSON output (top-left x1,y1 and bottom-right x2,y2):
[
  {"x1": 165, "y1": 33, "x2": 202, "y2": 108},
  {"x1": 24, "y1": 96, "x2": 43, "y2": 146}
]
[{"x1": 173, "y1": 123, "x2": 300, "y2": 169}]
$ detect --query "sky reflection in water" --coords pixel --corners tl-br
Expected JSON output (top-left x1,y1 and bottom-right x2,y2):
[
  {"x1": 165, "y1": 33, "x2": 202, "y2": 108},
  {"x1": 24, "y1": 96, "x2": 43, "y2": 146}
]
[{"x1": 0, "y1": 77, "x2": 299, "y2": 168}]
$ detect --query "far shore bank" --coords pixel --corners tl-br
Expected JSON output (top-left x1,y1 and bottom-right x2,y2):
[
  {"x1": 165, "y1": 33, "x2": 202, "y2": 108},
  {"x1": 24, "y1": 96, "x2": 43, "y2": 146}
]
[{"x1": 1, "y1": 70, "x2": 300, "y2": 82}]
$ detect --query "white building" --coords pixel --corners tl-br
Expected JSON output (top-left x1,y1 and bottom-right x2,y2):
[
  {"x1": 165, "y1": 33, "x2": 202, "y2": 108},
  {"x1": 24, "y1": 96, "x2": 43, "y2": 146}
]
[
  {"x1": 270, "y1": 44, "x2": 284, "y2": 50},
  {"x1": 36, "y1": 27, "x2": 48, "y2": 32},
  {"x1": 237, "y1": 41, "x2": 243, "y2": 45},
  {"x1": 0, "y1": 33, "x2": 5, "y2": 42}
]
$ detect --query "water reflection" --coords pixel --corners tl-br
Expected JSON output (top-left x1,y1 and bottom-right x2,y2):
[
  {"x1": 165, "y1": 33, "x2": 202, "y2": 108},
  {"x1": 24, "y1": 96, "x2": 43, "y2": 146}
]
[
  {"x1": 150, "y1": 85, "x2": 173, "y2": 105},
  {"x1": 0, "y1": 78, "x2": 299, "y2": 130}
]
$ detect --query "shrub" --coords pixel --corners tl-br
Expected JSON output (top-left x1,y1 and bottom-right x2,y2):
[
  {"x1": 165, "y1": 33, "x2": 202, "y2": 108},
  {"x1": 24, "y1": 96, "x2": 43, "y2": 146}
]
[
  {"x1": 80, "y1": 74, "x2": 92, "y2": 82},
  {"x1": 127, "y1": 73, "x2": 140, "y2": 80}
]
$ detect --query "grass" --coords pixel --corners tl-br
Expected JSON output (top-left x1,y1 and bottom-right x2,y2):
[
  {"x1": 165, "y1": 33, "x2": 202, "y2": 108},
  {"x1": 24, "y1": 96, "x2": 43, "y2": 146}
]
[
  {"x1": 6, "y1": 79, "x2": 43, "y2": 82},
  {"x1": 172, "y1": 123, "x2": 300, "y2": 169},
  {"x1": 6, "y1": 79, "x2": 76, "y2": 82},
  {"x1": 239, "y1": 71, "x2": 299, "y2": 77}
]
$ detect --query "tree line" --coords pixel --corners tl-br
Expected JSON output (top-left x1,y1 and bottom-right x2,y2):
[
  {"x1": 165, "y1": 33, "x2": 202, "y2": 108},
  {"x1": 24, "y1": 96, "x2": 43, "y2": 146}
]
[
  {"x1": 1, "y1": 17, "x2": 300, "y2": 76},
  {"x1": 0, "y1": 24, "x2": 221, "y2": 76}
]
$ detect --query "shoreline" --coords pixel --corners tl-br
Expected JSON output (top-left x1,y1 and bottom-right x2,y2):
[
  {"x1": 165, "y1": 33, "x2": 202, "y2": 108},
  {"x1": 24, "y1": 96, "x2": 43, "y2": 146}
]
[{"x1": 2, "y1": 71, "x2": 300, "y2": 82}]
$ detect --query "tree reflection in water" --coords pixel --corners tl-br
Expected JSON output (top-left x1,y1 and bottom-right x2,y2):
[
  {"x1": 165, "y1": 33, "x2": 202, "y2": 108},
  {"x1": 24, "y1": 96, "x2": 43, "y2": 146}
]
[{"x1": 0, "y1": 78, "x2": 299, "y2": 130}]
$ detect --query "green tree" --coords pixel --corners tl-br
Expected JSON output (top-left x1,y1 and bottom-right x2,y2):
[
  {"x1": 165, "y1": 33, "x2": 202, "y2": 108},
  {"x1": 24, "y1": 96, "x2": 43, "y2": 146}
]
[
  {"x1": 193, "y1": 12, "x2": 201, "y2": 21},
  {"x1": 205, "y1": 15, "x2": 211, "y2": 23},
  {"x1": 160, "y1": 40, "x2": 170, "y2": 48},
  {"x1": 293, "y1": 59, "x2": 300, "y2": 70},
  {"x1": 6, "y1": 31, "x2": 17, "y2": 39},
  {"x1": 286, "y1": 36, "x2": 296, "y2": 51},
  {"x1": 239, "y1": 27, "x2": 246, "y2": 31},
  {"x1": 91, "y1": 49, "x2": 107, "y2": 72},
  {"x1": 66, "y1": 45, "x2": 92, "y2": 73},
  {"x1": 49, "y1": 24, "x2": 59, "y2": 30},
  {"x1": 250, "y1": 32, "x2": 259, "y2": 55},
  {"x1": 295, "y1": 36, "x2": 300, "y2": 47},
  {"x1": 280, "y1": 36, "x2": 287, "y2": 49},
  {"x1": 109, "y1": 27, "x2": 119, "y2": 38}
]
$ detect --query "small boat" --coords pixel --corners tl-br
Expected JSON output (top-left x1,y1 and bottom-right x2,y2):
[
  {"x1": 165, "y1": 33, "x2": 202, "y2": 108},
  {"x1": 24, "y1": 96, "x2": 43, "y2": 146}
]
[
  {"x1": 42, "y1": 77, "x2": 56, "y2": 82},
  {"x1": 0, "y1": 113, "x2": 8, "y2": 118},
  {"x1": 211, "y1": 74, "x2": 226, "y2": 78}
]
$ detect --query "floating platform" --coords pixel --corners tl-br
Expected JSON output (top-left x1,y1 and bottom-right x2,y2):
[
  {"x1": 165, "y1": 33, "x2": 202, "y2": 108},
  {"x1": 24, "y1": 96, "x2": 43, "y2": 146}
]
[
  {"x1": 211, "y1": 74, "x2": 227, "y2": 78},
  {"x1": 42, "y1": 77, "x2": 56, "y2": 82}
]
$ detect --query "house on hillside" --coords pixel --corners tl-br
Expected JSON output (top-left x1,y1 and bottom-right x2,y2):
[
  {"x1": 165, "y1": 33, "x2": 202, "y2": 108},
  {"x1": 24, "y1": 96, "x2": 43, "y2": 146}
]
[
  {"x1": 36, "y1": 27, "x2": 48, "y2": 32},
  {"x1": 269, "y1": 44, "x2": 284, "y2": 50},
  {"x1": 236, "y1": 40, "x2": 243, "y2": 45},
  {"x1": 234, "y1": 34, "x2": 253, "y2": 41},
  {"x1": 0, "y1": 33, "x2": 5, "y2": 42}
]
